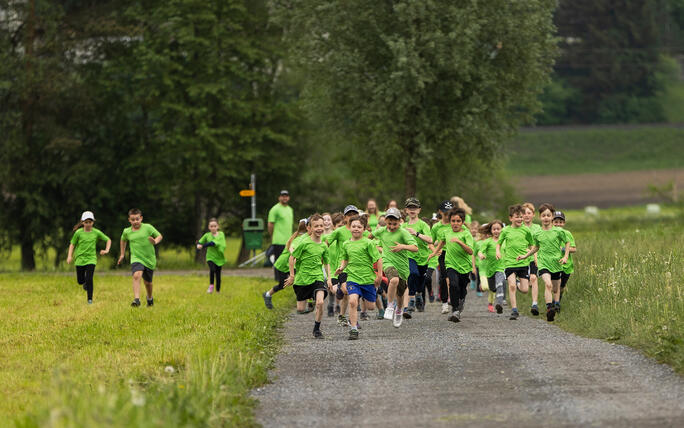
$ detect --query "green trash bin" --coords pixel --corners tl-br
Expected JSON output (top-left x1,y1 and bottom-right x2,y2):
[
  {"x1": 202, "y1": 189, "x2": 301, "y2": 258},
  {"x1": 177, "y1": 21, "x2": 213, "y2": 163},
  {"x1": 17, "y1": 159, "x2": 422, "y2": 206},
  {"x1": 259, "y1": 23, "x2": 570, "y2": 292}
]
[{"x1": 242, "y1": 218, "x2": 264, "y2": 251}]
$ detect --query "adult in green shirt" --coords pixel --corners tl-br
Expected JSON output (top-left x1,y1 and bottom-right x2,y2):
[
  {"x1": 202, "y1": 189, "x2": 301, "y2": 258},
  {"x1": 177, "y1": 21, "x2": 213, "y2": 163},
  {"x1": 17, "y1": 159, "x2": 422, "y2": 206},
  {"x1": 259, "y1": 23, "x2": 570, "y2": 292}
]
[
  {"x1": 268, "y1": 190, "x2": 294, "y2": 278},
  {"x1": 402, "y1": 197, "x2": 433, "y2": 313},
  {"x1": 429, "y1": 208, "x2": 474, "y2": 323},
  {"x1": 196, "y1": 218, "x2": 227, "y2": 294},
  {"x1": 118, "y1": 208, "x2": 163, "y2": 308},
  {"x1": 66, "y1": 211, "x2": 111, "y2": 304}
]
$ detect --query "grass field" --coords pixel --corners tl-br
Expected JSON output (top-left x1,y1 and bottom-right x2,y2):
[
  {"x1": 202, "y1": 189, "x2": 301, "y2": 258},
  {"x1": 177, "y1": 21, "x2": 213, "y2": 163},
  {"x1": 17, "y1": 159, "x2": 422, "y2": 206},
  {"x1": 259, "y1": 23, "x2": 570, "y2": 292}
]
[
  {"x1": 506, "y1": 126, "x2": 684, "y2": 176},
  {"x1": 0, "y1": 274, "x2": 294, "y2": 427},
  {"x1": 514, "y1": 204, "x2": 684, "y2": 373}
]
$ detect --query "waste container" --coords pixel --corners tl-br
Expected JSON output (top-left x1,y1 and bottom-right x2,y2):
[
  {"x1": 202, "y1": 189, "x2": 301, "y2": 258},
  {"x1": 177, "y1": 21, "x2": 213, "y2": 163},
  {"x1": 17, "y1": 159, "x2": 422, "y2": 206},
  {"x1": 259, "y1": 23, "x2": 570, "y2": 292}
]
[{"x1": 242, "y1": 218, "x2": 264, "y2": 250}]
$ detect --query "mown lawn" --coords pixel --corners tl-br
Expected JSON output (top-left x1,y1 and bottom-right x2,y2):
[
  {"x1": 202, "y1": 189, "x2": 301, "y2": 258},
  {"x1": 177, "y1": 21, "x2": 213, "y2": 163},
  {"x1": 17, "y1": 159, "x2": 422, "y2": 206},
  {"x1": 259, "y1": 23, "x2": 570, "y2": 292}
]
[{"x1": 1, "y1": 273, "x2": 293, "y2": 427}]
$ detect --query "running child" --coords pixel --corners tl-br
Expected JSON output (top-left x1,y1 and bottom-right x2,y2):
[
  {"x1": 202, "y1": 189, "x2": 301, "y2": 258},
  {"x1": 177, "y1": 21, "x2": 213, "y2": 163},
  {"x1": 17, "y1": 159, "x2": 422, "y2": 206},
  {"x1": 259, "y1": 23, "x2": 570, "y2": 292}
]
[
  {"x1": 325, "y1": 205, "x2": 360, "y2": 327},
  {"x1": 196, "y1": 218, "x2": 226, "y2": 293},
  {"x1": 402, "y1": 197, "x2": 433, "y2": 313},
  {"x1": 553, "y1": 211, "x2": 576, "y2": 311},
  {"x1": 284, "y1": 214, "x2": 333, "y2": 339},
  {"x1": 478, "y1": 221, "x2": 506, "y2": 314},
  {"x1": 517, "y1": 203, "x2": 570, "y2": 322},
  {"x1": 66, "y1": 211, "x2": 111, "y2": 304},
  {"x1": 322, "y1": 212, "x2": 343, "y2": 316},
  {"x1": 336, "y1": 216, "x2": 383, "y2": 340},
  {"x1": 430, "y1": 200, "x2": 454, "y2": 314},
  {"x1": 118, "y1": 208, "x2": 163, "y2": 307},
  {"x1": 423, "y1": 215, "x2": 439, "y2": 303},
  {"x1": 522, "y1": 202, "x2": 543, "y2": 316},
  {"x1": 429, "y1": 208, "x2": 474, "y2": 323},
  {"x1": 373, "y1": 207, "x2": 418, "y2": 328},
  {"x1": 263, "y1": 219, "x2": 309, "y2": 309},
  {"x1": 495, "y1": 204, "x2": 534, "y2": 320}
]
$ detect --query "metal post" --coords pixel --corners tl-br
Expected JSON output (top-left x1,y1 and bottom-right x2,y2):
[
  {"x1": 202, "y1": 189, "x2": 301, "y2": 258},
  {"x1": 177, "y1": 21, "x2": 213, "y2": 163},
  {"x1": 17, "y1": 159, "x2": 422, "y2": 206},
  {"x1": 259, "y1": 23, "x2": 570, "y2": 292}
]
[{"x1": 250, "y1": 174, "x2": 256, "y2": 219}]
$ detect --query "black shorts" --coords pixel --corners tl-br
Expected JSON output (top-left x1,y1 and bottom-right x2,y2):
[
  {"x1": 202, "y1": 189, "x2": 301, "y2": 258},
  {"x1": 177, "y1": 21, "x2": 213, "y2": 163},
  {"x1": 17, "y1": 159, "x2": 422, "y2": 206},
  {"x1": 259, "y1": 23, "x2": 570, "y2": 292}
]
[
  {"x1": 338, "y1": 272, "x2": 348, "y2": 284},
  {"x1": 538, "y1": 269, "x2": 562, "y2": 280},
  {"x1": 505, "y1": 267, "x2": 529, "y2": 280},
  {"x1": 293, "y1": 281, "x2": 328, "y2": 301},
  {"x1": 331, "y1": 277, "x2": 339, "y2": 286},
  {"x1": 560, "y1": 272, "x2": 571, "y2": 288},
  {"x1": 131, "y1": 262, "x2": 154, "y2": 282},
  {"x1": 528, "y1": 261, "x2": 538, "y2": 276}
]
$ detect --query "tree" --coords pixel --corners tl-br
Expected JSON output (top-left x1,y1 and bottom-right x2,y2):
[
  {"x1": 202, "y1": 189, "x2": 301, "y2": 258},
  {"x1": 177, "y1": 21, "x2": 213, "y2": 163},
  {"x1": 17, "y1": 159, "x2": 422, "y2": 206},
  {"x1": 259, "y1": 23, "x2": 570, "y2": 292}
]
[{"x1": 273, "y1": 0, "x2": 557, "y2": 197}]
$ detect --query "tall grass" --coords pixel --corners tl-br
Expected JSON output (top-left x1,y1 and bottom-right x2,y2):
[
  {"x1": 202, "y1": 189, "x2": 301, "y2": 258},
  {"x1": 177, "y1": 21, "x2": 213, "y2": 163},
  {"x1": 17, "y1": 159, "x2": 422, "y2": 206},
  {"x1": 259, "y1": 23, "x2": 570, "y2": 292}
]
[{"x1": 1, "y1": 274, "x2": 293, "y2": 427}]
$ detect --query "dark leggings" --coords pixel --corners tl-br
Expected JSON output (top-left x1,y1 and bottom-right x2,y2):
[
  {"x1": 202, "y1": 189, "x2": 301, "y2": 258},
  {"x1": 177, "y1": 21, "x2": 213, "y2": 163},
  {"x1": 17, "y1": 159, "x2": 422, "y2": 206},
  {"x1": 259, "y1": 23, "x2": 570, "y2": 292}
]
[
  {"x1": 272, "y1": 269, "x2": 288, "y2": 294},
  {"x1": 76, "y1": 264, "x2": 95, "y2": 300},
  {"x1": 408, "y1": 259, "x2": 427, "y2": 297},
  {"x1": 438, "y1": 252, "x2": 448, "y2": 303},
  {"x1": 208, "y1": 261, "x2": 222, "y2": 292},
  {"x1": 446, "y1": 268, "x2": 469, "y2": 310},
  {"x1": 424, "y1": 267, "x2": 435, "y2": 296}
]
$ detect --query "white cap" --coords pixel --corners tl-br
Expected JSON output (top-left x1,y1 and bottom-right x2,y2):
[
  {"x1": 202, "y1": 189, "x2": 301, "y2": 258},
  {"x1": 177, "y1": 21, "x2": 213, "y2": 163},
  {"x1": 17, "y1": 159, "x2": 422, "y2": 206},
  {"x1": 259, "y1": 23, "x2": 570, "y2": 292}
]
[{"x1": 81, "y1": 211, "x2": 95, "y2": 221}]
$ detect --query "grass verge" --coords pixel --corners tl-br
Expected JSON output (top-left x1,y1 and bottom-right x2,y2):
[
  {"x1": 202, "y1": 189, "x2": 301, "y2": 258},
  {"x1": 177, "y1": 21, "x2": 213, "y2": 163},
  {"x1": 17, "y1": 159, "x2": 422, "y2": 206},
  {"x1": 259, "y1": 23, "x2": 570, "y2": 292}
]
[
  {"x1": 0, "y1": 274, "x2": 293, "y2": 427},
  {"x1": 514, "y1": 206, "x2": 683, "y2": 374}
]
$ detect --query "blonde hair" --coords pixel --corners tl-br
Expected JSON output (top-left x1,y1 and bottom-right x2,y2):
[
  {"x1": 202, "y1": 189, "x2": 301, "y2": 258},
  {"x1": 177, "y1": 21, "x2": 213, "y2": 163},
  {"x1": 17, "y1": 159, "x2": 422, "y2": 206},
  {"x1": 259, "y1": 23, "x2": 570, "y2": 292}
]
[
  {"x1": 450, "y1": 196, "x2": 472, "y2": 215},
  {"x1": 522, "y1": 202, "x2": 535, "y2": 213}
]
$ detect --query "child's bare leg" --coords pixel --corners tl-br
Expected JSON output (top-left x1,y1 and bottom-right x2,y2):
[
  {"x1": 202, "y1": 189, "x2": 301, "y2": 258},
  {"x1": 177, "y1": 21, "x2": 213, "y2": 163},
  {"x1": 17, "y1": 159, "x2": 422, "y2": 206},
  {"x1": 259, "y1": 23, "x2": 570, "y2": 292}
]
[
  {"x1": 314, "y1": 291, "x2": 325, "y2": 322},
  {"x1": 132, "y1": 271, "x2": 143, "y2": 299},
  {"x1": 530, "y1": 274, "x2": 538, "y2": 304},
  {"x1": 542, "y1": 273, "x2": 553, "y2": 304},
  {"x1": 518, "y1": 278, "x2": 529, "y2": 293},
  {"x1": 387, "y1": 277, "x2": 399, "y2": 305},
  {"x1": 507, "y1": 274, "x2": 518, "y2": 309},
  {"x1": 144, "y1": 281, "x2": 153, "y2": 300},
  {"x1": 349, "y1": 294, "x2": 359, "y2": 327}
]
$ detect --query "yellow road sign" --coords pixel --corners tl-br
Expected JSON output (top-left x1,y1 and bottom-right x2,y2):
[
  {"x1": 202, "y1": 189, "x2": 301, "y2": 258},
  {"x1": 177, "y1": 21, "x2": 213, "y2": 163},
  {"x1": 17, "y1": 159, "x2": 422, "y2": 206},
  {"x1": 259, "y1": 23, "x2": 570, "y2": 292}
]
[{"x1": 239, "y1": 189, "x2": 255, "y2": 197}]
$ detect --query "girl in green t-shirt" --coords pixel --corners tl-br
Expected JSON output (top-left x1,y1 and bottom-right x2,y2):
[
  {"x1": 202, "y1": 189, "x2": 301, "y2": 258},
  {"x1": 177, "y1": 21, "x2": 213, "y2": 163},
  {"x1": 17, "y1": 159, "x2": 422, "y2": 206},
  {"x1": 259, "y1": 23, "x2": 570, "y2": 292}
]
[
  {"x1": 196, "y1": 218, "x2": 227, "y2": 294},
  {"x1": 66, "y1": 211, "x2": 111, "y2": 304}
]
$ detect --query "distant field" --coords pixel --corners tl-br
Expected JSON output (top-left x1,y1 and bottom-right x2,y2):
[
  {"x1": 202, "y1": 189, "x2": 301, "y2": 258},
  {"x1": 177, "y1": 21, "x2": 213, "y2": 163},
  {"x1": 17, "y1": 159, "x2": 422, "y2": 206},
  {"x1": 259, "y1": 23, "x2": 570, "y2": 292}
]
[{"x1": 506, "y1": 125, "x2": 684, "y2": 176}]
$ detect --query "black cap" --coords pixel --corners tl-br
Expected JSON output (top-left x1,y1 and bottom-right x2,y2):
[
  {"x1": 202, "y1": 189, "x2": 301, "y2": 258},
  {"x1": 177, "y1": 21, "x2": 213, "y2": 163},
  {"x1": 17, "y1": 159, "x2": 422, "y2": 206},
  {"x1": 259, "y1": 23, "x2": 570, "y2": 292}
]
[
  {"x1": 405, "y1": 197, "x2": 421, "y2": 208},
  {"x1": 553, "y1": 211, "x2": 565, "y2": 221},
  {"x1": 343, "y1": 205, "x2": 359, "y2": 215},
  {"x1": 438, "y1": 200, "x2": 454, "y2": 212},
  {"x1": 280, "y1": 190, "x2": 289, "y2": 196}
]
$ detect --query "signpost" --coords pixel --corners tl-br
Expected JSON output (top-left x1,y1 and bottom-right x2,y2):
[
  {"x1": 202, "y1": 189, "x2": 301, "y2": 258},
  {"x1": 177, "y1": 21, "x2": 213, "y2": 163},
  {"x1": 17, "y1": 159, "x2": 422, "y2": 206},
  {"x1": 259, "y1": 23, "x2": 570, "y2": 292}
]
[{"x1": 239, "y1": 174, "x2": 265, "y2": 267}]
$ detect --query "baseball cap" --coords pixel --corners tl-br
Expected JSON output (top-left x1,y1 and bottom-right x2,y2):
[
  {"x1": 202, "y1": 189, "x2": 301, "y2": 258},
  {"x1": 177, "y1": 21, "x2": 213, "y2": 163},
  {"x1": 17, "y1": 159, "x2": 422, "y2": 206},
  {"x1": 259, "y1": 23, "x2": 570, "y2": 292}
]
[
  {"x1": 405, "y1": 197, "x2": 421, "y2": 208},
  {"x1": 343, "y1": 205, "x2": 359, "y2": 215},
  {"x1": 553, "y1": 211, "x2": 565, "y2": 221},
  {"x1": 80, "y1": 211, "x2": 95, "y2": 221},
  {"x1": 438, "y1": 200, "x2": 454, "y2": 212},
  {"x1": 280, "y1": 190, "x2": 289, "y2": 196},
  {"x1": 299, "y1": 217, "x2": 308, "y2": 225},
  {"x1": 385, "y1": 207, "x2": 402, "y2": 219}
]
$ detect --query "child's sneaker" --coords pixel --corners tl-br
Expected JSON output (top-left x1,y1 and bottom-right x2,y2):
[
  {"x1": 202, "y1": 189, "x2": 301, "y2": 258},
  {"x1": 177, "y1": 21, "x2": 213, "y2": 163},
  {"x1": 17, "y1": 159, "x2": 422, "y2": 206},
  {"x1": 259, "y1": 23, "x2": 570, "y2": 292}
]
[
  {"x1": 488, "y1": 303, "x2": 495, "y2": 313},
  {"x1": 448, "y1": 311, "x2": 460, "y2": 323},
  {"x1": 376, "y1": 308, "x2": 385, "y2": 319},
  {"x1": 313, "y1": 329, "x2": 323, "y2": 339},
  {"x1": 360, "y1": 311, "x2": 370, "y2": 321},
  {"x1": 88, "y1": 299, "x2": 93, "y2": 305},
  {"x1": 407, "y1": 298, "x2": 416, "y2": 313},
  {"x1": 337, "y1": 314, "x2": 348, "y2": 326},
  {"x1": 415, "y1": 294, "x2": 425, "y2": 312},
  {"x1": 555, "y1": 302, "x2": 561, "y2": 313},
  {"x1": 147, "y1": 298, "x2": 154, "y2": 307},
  {"x1": 348, "y1": 329, "x2": 359, "y2": 340},
  {"x1": 327, "y1": 305, "x2": 334, "y2": 317},
  {"x1": 495, "y1": 303, "x2": 503, "y2": 314},
  {"x1": 207, "y1": 284, "x2": 214, "y2": 294},
  {"x1": 441, "y1": 303, "x2": 449, "y2": 314},
  {"x1": 393, "y1": 309, "x2": 403, "y2": 328},
  {"x1": 428, "y1": 293, "x2": 435, "y2": 303},
  {"x1": 476, "y1": 291, "x2": 483, "y2": 297},
  {"x1": 131, "y1": 299, "x2": 141, "y2": 307},
  {"x1": 384, "y1": 303, "x2": 395, "y2": 320},
  {"x1": 546, "y1": 306, "x2": 556, "y2": 322},
  {"x1": 531, "y1": 304, "x2": 539, "y2": 316},
  {"x1": 402, "y1": 310, "x2": 412, "y2": 319},
  {"x1": 262, "y1": 292, "x2": 273, "y2": 309},
  {"x1": 509, "y1": 309, "x2": 519, "y2": 320}
]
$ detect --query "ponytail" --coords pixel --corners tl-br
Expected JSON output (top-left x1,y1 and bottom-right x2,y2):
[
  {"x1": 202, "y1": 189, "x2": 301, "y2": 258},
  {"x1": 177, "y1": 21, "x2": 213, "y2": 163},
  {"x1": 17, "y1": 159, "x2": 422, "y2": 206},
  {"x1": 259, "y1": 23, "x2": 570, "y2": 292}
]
[{"x1": 72, "y1": 221, "x2": 84, "y2": 232}]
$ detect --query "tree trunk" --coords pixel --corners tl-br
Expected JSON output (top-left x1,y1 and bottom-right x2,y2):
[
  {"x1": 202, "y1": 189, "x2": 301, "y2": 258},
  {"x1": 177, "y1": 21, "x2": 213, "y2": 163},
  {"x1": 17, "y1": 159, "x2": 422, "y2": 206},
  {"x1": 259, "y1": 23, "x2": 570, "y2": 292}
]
[
  {"x1": 21, "y1": 236, "x2": 35, "y2": 271},
  {"x1": 194, "y1": 192, "x2": 206, "y2": 264}
]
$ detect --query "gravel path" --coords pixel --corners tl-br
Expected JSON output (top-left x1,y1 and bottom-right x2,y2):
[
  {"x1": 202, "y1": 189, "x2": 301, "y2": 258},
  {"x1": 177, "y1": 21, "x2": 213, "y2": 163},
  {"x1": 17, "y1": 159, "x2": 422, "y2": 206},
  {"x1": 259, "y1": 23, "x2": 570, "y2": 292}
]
[{"x1": 253, "y1": 294, "x2": 684, "y2": 427}]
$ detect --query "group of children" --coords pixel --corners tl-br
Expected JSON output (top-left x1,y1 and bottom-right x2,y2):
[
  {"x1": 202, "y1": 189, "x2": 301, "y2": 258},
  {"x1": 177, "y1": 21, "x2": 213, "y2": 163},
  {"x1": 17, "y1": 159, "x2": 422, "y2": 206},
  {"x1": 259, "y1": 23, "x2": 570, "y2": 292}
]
[
  {"x1": 65, "y1": 198, "x2": 576, "y2": 339},
  {"x1": 260, "y1": 198, "x2": 577, "y2": 340}
]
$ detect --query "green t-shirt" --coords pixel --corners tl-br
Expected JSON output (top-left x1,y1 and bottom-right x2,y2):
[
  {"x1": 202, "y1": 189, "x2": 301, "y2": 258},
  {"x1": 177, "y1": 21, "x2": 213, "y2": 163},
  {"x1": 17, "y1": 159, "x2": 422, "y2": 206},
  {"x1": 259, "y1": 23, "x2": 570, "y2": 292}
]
[
  {"x1": 473, "y1": 240, "x2": 483, "y2": 269},
  {"x1": 199, "y1": 231, "x2": 226, "y2": 266},
  {"x1": 267, "y1": 203, "x2": 294, "y2": 245},
  {"x1": 121, "y1": 223, "x2": 161, "y2": 270},
  {"x1": 340, "y1": 238, "x2": 381, "y2": 285},
  {"x1": 372, "y1": 226, "x2": 417, "y2": 280},
  {"x1": 402, "y1": 219, "x2": 432, "y2": 265},
  {"x1": 291, "y1": 236, "x2": 329, "y2": 286},
  {"x1": 70, "y1": 227, "x2": 110, "y2": 266},
  {"x1": 532, "y1": 227, "x2": 568, "y2": 273},
  {"x1": 321, "y1": 232, "x2": 339, "y2": 279},
  {"x1": 527, "y1": 223, "x2": 542, "y2": 235},
  {"x1": 560, "y1": 228, "x2": 575, "y2": 274},
  {"x1": 368, "y1": 213, "x2": 382, "y2": 230},
  {"x1": 498, "y1": 225, "x2": 534, "y2": 269},
  {"x1": 479, "y1": 237, "x2": 503, "y2": 277},
  {"x1": 273, "y1": 233, "x2": 306, "y2": 273},
  {"x1": 443, "y1": 228, "x2": 474, "y2": 274},
  {"x1": 431, "y1": 221, "x2": 451, "y2": 246}
]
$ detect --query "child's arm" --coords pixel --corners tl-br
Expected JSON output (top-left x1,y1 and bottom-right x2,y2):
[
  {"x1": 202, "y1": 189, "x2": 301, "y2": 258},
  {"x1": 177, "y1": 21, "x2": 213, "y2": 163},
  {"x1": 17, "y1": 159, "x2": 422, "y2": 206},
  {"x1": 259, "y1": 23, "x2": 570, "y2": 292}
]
[
  {"x1": 101, "y1": 240, "x2": 111, "y2": 256},
  {"x1": 149, "y1": 233, "x2": 163, "y2": 245},
  {"x1": 284, "y1": 255, "x2": 295, "y2": 286},
  {"x1": 449, "y1": 237, "x2": 474, "y2": 255},
  {"x1": 374, "y1": 259, "x2": 383, "y2": 287},
  {"x1": 428, "y1": 241, "x2": 444, "y2": 260},
  {"x1": 324, "y1": 263, "x2": 333, "y2": 290},
  {"x1": 66, "y1": 244, "x2": 75, "y2": 264},
  {"x1": 118, "y1": 240, "x2": 127, "y2": 265},
  {"x1": 560, "y1": 241, "x2": 571, "y2": 264},
  {"x1": 517, "y1": 246, "x2": 538, "y2": 261},
  {"x1": 335, "y1": 260, "x2": 348, "y2": 276},
  {"x1": 495, "y1": 243, "x2": 502, "y2": 260},
  {"x1": 391, "y1": 242, "x2": 418, "y2": 253}
]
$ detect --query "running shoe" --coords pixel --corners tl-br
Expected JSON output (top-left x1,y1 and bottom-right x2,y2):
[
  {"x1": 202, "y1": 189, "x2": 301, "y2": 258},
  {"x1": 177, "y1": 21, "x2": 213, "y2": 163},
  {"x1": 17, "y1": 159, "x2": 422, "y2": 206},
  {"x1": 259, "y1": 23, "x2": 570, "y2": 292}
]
[
  {"x1": 88, "y1": 299, "x2": 93, "y2": 305},
  {"x1": 476, "y1": 291, "x2": 483, "y2": 297},
  {"x1": 207, "y1": 284, "x2": 214, "y2": 294},
  {"x1": 488, "y1": 303, "x2": 495, "y2": 313},
  {"x1": 509, "y1": 309, "x2": 519, "y2": 320},
  {"x1": 448, "y1": 311, "x2": 460, "y2": 323},
  {"x1": 531, "y1": 304, "x2": 539, "y2": 316},
  {"x1": 384, "y1": 303, "x2": 395, "y2": 320},
  {"x1": 495, "y1": 303, "x2": 503, "y2": 314},
  {"x1": 470, "y1": 280, "x2": 477, "y2": 290},
  {"x1": 441, "y1": 303, "x2": 449, "y2": 314},
  {"x1": 131, "y1": 299, "x2": 141, "y2": 307},
  {"x1": 429, "y1": 293, "x2": 435, "y2": 303},
  {"x1": 458, "y1": 298, "x2": 465, "y2": 313},
  {"x1": 297, "y1": 308, "x2": 313, "y2": 314},
  {"x1": 360, "y1": 311, "x2": 370, "y2": 321},
  {"x1": 555, "y1": 302, "x2": 561, "y2": 313},
  {"x1": 313, "y1": 329, "x2": 323, "y2": 339},
  {"x1": 327, "y1": 305, "x2": 334, "y2": 317},
  {"x1": 546, "y1": 306, "x2": 556, "y2": 322},
  {"x1": 376, "y1": 308, "x2": 385, "y2": 319},
  {"x1": 337, "y1": 314, "x2": 348, "y2": 326},
  {"x1": 262, "y1": 292, "x2": 273, "y2": 309},
  {"x1": 416, "y1": 294, "x2": 425, "y2": 312},
  {"x1": 407, "y1": 298, "x2": 416, "y2": 313},
  {"x1": 402, "y1": 310, "x2": 412, "y2": 319},
  {"x1": 348, "y1": 329, "x2": 359, "y2": 340},
  {"x1": 503, "y1": 299, "x2": 508, "y2": 306},
  {"x1": 393, "y1": 309, "x2": 403, "y2": 328},
  {"x1": 146, "y1": 298, "x2": 154, "y2": 307}
]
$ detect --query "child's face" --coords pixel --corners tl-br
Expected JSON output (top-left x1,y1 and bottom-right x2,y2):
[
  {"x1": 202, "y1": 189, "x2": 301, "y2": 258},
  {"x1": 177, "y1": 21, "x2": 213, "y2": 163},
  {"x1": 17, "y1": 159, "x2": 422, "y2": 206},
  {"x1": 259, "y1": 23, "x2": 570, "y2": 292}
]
[
  {"x1": 128, "y1": 214, "x2": 142, "y2": 228},
  {"x1": 509, "y1": 212, "x2": 523, "y2": 227},
  {"x1": 83, "y1": 219, "x2": 94, "y2": 230},
  {"x1": 367, "y1": 200, "x2": 377, "y2": 212},
  {"x1": 209, "y1": 221, "x2": 219, "y2": 233},
  {"x1": 310, "y1": 219, "x2": 324, "y2": 237},
  {"x1": 469, "y1": 223, "x2": 479, "y2": 235},
  {"x1": 523, "y1": 208, "x2": 534, "y2": 224},
  {"x1": 385, "y1": 217, "x2": 400, "y2": 232},
  {"x1": 553, "y1": 218, "x2": 565, "y2": 228},
  {"x1": 323, "y1": 215, "x2": 332, "y2": 230},
  {"x1": 540, "y1": 209, "x2": 553, "y2": 226},
  {"x1": 491, "y1": 223, "x2": 502, "y2": 238},
  {"x1": 406, "y1": 207, "x2": 420, "y2": 218},
  {"x1": 450, "y1": 215, "x2": 463, "y2": 232},
  {"x1": 350, "y1": 220, "x2": 364, "y2": 238}
]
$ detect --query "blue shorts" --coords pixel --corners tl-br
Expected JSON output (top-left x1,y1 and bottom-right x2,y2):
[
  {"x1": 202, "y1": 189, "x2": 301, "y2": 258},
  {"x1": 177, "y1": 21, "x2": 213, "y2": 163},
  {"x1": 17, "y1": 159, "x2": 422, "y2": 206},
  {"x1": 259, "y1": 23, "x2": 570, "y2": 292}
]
[{"x1": 346, "y1": 282, "x2": 377, "y2": 303}]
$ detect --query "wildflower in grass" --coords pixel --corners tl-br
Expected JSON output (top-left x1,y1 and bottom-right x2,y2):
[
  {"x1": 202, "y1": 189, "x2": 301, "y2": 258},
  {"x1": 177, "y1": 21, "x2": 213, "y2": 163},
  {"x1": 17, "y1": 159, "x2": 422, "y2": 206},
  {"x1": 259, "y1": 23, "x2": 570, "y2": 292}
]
[{"x1": 130, "y1": 389, "x2": 145, "y2": 407}]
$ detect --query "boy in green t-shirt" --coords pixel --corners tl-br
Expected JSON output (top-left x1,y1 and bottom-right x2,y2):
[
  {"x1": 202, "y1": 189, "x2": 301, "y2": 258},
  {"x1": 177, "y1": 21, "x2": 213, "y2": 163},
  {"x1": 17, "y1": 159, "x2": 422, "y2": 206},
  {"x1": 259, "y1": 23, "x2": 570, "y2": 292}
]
[
  {"x1": 262, "y1": 219, "x2": 309, "y2": 310},
  {"x1": 117, "y1": 208, "x2": 163, "y2": 307},
  {"x1": 496, "y1": 204, "x2": 534, "y2": 320},
  {"x1": 196, "y1": 218, "x2": 226, "y2": 294},
  {"x1": 66, "y1": 211, "x2": 111, "y2": 304},
  {"x1": 522, "y1": 202, "x2": 543, "y2": 316},
  {"x1": 402, "y1": 197, "x2": 433, "y2": 313},
  {"x1": 325, "y1": 204, "x2": 359, "y2": 327},
  {"x1": 430, "y1": 200, "x2": 455, "y2": 314},
  {"x1": 553, "y1": 211, "x2": 576, "y2": 311}
]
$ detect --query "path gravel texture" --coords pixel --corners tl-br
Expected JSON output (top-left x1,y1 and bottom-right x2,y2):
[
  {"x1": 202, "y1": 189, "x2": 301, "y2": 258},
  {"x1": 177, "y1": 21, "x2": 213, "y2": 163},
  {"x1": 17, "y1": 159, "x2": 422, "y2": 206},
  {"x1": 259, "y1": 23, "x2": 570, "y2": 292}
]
[{"x1": 253, "y1": 294, "x2": 684, "y2": 427}]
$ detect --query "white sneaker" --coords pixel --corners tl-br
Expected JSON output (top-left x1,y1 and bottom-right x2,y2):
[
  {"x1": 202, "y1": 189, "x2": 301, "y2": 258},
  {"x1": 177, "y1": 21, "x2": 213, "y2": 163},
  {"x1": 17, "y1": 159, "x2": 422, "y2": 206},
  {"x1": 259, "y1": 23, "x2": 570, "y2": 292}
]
[
  {"x1": 393, "y1": 309, "x2": 403, "y2": 328},
  {"x1": 384, "y1": 303, "x2": 395, "y2": 320},
  {"x1": 441, "y1": 303, "x2": 449, "y2": 314}
]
